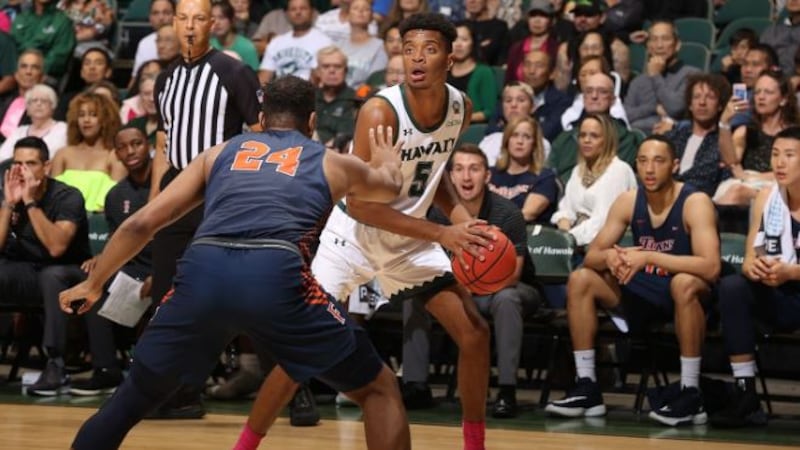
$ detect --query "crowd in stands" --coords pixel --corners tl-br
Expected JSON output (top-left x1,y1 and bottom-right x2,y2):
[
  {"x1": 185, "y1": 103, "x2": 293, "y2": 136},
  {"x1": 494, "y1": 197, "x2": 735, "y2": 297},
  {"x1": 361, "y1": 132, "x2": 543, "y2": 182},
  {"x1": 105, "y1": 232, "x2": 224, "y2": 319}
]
[{"x1": 1, "y1": 0, "x2": 800, "y2": 435}]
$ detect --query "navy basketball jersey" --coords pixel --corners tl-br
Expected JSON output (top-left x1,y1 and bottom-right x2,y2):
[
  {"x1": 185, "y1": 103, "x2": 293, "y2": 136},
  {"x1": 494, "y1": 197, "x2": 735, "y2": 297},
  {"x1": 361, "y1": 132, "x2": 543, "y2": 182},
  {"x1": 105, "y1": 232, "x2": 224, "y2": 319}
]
[
  {"x1": 195, "y1": 130, "x2": 332, "y2": 257},
  {"x1": 630, "y1": 184, "x2": 696, "y2": 276}
]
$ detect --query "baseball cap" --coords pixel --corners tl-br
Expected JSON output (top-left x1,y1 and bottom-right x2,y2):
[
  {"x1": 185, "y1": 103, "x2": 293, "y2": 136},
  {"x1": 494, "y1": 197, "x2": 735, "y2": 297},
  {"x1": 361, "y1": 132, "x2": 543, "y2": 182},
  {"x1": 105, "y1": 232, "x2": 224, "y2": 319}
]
[
  {"x1": 528, "y1": 0, "x2": 554, "y2": 15},
  {"x1": 573, "y1": 0, "x2": 606, "y2": 16}
]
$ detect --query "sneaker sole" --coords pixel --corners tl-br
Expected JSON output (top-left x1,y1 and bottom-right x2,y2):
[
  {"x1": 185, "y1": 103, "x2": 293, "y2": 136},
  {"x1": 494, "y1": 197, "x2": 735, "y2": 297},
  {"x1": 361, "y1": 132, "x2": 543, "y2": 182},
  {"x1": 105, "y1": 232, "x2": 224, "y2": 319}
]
[
  {"x1": 69, "y1": 386, "x2": 117, "y2": 396},
  {"x1": 545, "y1": 403, "x2": 607, "y2": 418},
  {"x1": 649, "y1": 411, "x2": 708, "y2": 426},
  {"x1": 28, "y1": 385, "x2": 71, "y2": 397}
]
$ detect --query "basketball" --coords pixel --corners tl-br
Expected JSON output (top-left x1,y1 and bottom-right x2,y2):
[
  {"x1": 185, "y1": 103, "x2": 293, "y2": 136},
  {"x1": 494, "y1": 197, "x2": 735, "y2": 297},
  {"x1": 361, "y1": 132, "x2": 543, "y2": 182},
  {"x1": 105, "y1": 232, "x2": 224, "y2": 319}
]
[{"x1": 451, "y1": 225, "x2": 518, "y2": 295}]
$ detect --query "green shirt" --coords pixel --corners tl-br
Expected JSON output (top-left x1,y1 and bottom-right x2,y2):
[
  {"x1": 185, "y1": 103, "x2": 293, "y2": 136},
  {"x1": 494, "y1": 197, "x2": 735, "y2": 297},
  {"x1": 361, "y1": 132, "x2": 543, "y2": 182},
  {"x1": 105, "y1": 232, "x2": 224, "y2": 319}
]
[
  {"x1": 315, "y1": 86, "x2": 357, "y2": 144},
  {"x1": 210, "y1": 35, "x2": 260, "y2": 72},
  {"x1": 0, "y1": 31, "x2": 17, "y2": 78},
  {"x1": 11, "y1": 3, "x2": 76, "y2": 77}
]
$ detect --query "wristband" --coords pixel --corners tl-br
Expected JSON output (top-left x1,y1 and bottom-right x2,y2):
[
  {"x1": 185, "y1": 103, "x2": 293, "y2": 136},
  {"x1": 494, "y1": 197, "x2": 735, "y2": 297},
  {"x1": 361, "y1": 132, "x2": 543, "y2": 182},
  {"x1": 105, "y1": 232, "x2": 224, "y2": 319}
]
[
  {"x1": 24, "y1": 201, "x2": 38, "y2": 211},
  {"x1": 718, "y1": 121, "x2": 731, "y2": 131}
]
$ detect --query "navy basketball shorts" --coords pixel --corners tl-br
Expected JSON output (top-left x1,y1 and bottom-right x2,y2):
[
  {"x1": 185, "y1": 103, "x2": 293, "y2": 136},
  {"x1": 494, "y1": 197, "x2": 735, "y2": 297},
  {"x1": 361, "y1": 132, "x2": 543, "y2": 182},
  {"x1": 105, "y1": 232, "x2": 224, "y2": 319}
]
[
  {"x1": 132, "y1": 243, "x2": 383, "y2": 392},
  {"x1": 617, "y1": 272, "x2": 675, "y2": 333}
]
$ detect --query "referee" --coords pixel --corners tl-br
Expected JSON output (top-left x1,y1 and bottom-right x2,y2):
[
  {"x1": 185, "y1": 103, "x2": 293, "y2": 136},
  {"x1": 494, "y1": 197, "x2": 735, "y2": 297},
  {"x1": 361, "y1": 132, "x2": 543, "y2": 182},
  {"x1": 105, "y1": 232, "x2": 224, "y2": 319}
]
[{"x1": 149, "y1": 0, "x2": 262, "y2": 419}]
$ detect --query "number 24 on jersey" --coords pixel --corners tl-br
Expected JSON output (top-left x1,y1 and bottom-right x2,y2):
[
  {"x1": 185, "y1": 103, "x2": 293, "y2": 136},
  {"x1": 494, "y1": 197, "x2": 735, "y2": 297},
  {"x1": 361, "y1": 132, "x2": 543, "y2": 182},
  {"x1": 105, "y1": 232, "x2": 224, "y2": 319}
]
[{"x1": 230, "y1": 140, "x2": 303, "y2": 176}]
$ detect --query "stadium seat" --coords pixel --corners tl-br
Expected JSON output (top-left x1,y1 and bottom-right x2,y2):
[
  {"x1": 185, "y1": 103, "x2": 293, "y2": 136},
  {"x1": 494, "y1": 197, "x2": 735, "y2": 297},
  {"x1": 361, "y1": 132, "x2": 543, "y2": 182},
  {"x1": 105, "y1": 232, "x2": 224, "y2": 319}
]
[
  {"x1": 714, "y1": 0, "x2": 772, "y2": 28},
  {"x1": 628, "y1": 43, "x2": 646, "y2": 76},
  {"x1": 675, "y1": 18, "x2": 715, "y2": 49},
  {"x1": 122, "y1": 0, "x2": 151, "y2": 21},
  {"x1": 712, "y1": 17, "x2": 774, "y2": 69},
  {"x1": 526, "y1": 225, "x2": 574, "y2": 284},
  {"x1": 720, "y1": 232, "x2": 746, "y2": 276},
  {"x1": 458, "y1": 123, "x2": 487, "y2": 145},
  {"x1": 678, "y1": 42, "x2": 711, "y2": 72},
  {"x1": 491, "y1": 65, "x2": 505, "y2": 95},
  {"x1": 88, "y1": 212, "x2": 110, "y2": 256}
]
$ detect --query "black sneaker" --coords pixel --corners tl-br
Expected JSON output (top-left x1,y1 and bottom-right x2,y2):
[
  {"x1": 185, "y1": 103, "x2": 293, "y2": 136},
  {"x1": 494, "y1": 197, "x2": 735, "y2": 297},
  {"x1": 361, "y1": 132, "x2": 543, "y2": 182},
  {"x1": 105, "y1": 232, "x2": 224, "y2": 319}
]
[
  {"x1": 710, "y1": 378, "x2": 767, "y2": 428},
  {"x1": 290, "y1": 383, "x2": 320, "y2": 427},
  {"x1": 544, "y1": 377, "x2": 606, "y2": 418},
  {"x1": 145, "y1": 387, "x2": 206, "y2": 420},
  {"x1": 402, "y1": 381, "x2": 434, "y2": 410},
  {"x1": 70, "y1": 367, "x2": 123, "y2": 396},
  {"x1": 28, "y1": 360, "x2": 70, "y2": 396},
  {"x1": 649, "y1": 386, "x2": 707, "y2": 426},
  {"x1": 491, "y1": 388, "x2": 518, "y2": 419}
]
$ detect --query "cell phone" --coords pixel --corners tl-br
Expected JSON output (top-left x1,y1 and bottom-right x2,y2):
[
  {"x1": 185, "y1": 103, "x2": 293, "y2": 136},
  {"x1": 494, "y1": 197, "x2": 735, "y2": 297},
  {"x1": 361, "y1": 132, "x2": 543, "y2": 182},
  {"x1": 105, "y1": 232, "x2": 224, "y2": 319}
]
[{"x1": 733, "y1": 83, "x2": 748, "y2": 101}]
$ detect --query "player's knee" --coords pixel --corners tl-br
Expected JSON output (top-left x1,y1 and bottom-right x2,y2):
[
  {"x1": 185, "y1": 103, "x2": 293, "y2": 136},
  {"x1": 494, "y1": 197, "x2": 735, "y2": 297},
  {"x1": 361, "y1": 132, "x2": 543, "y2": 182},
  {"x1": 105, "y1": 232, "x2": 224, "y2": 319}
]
[
  {"x1": 566, "y1": 268, "x2": 598, "y2": 303},
  {"x1": 669, "y1": 273, "x2": 705, "y2": 306}
]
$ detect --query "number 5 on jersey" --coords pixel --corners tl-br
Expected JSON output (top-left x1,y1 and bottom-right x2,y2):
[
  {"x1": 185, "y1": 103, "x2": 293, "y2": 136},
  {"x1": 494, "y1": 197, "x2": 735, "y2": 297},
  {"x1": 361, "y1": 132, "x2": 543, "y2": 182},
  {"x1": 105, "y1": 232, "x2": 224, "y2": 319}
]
[{"x1": 230, "y1": 140, "x2": 303, "y2": 176}]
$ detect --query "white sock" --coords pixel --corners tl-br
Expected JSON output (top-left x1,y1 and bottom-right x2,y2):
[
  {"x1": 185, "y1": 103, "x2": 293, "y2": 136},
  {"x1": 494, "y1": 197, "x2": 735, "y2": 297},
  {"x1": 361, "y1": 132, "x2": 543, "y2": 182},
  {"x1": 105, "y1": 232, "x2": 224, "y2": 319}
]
[
  {"x1": 574, "y1": 349, "x2": 596, "y2": 382},
  {"x1": 680, "y1": 356, "x2": 701, "y2": 388},
  {"x1": 731, "y1": 360, "x2": 757, "y2": 378}
]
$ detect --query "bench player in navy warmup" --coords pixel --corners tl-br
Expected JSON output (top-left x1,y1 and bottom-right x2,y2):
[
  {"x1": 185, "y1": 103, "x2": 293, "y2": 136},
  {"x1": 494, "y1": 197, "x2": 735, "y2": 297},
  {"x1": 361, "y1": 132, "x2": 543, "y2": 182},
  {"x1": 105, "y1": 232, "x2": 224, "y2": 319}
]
[{"x1": 59, "y1": 75, "x2": 410, "y2": 450}]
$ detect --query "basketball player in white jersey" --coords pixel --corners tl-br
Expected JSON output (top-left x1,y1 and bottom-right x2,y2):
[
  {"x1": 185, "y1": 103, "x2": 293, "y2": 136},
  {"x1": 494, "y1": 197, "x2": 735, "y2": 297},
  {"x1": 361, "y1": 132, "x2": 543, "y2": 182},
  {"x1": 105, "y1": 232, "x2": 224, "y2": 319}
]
[{"x1": 234, "y1": 13, "x2": 494, "y2": 450}]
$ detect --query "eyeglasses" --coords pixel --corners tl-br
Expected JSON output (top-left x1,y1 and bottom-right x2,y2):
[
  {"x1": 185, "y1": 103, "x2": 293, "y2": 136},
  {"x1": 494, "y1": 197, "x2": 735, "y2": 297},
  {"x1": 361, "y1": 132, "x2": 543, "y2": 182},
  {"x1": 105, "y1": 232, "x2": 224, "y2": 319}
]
[
  {"x1": 583, "y1": 88, "x2": 612, "y2": 96},
  {"x1": 27, "y1": 98, "x2": 51, "y2": 105}
]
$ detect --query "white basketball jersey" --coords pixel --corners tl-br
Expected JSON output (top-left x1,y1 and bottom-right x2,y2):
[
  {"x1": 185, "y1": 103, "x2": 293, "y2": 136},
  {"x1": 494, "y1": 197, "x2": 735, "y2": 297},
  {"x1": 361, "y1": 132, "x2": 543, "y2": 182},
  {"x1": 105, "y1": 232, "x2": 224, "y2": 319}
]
[{"x1": 374, "y1": 83, "x2": 466, "y2": 218}]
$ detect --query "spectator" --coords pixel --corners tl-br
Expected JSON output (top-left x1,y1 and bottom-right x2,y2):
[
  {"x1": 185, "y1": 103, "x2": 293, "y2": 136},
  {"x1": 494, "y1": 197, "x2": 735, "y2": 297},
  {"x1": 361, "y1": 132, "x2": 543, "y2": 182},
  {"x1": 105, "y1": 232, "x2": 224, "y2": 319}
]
[
  {"x1": 338, "y1": 0, "x2": 388, "y2": 89},
  {"x1": 381, "y1": 0, "x2": 429, "y2": 35},
  {"x1": 381, "y1": 21, "x2": 403, "y2": 57},
  {"x1": 258, "y1": 0, "x2": 332, "y2": 84},
  {"x1": 664, "y1": 74, "x2": 732, "y2": 197},
  {"x1": 602, "y1": 0, "x2": 644, "y2": 43},
  {"x1": 69, "y1": 125, "x2": 153, "y2": 397},
  {"x1": 156, "y1": 25, "x2": 181, "y2": 65},
  {"x1": 714, "y1": 70, "x2": 798, "y2": 206},
  {"x1": 463, "y1": 0, "x2": 508, "y2": 66},
  {"x1": 711, "y1": 126, "x2": 800, "y2": 429},
  {"x1": 0, "y1": 31, "x2": 17, "y2": 96},
  {"x1": 546, "y1": 135, "x2": 719, "y2": 427},
  {"x1": 550, "y1": 113, "x2": 637, "y2": 247},
  {"x1": 210, "y1": 1, "x2": 260, "y2": 71},
  {"x1": 132, "y1": 0, "x2": 174, "y2": 76},
  {"x1": 549, "y1": 71, "x2": 641, "y2": 184},
  {"x1": 0, "y1": 50, "x2": 45, "y2": 142},
  {"x1": 505, "y1": 0, "x2": 558, "y2": 83},
  {"x1": 489, "y1": 115, "x2": 559, "y2": 224},
  {"x1": 1, "y1": 136, "x2": 91, "y2": 396},
  {"x1": 564, "y1": 30, "x2": 614, "y2": 96},
  {"x1": 87, "y1": 80, "x2": 121, "y2": 107},
  {"x1": 560, "y1": 53, "x2": 629, "y2": 131},
  {"x1": 479, "y1": 81, "x2": 537, "y2": 166},
  {"x1": 57, "y1": 0, "x2": 115, "y2": 57},
  {"x1": 521, "y1": 49, "x2": 571, "y2": 141},
  {"x1": 729, "y1": 44, "x2": 781, "y2": 130},
  {"x1": 760, "y1": 0, "x2": 800, "y2": 76},
  {"x1": 316, "y1": 0, "x2": 378, "y2": 45},
  {"x1": 447, "y1": 21, "x2": 497, "y2": 123},
  {"x1": 229, "y1": 0, "x2": 259, "y2": 37},
  {"x1": 0, "y1": 84, "x2": 67, "y2": 161},
  {"x1": 56, "y1": 46, "x2": 113, "y2": 120},
  {"x1": 120, "y1": 60, "x2": 163, "y2": 124},
  {"x1": 10, "y1": 0, "x2": 76, "y2": 79},
  {"x1": 51, "y1": 92, "x2": 125, "y2": 212},
  {"x1": 250, "y1": 3, "x2": 297, "y2": 57},
  {"x1": 314, "y1": 46, "x2": 357, "y2": 145},
  {"x1": 404, "y1": 143, "x2": 541, "y2": 419},
  {"x1": 624, "y1": 20, "x2": 699, "y2": 134},
  {"x1": 127, "y1": 78, "x2": 158, "y2": 146},
  {"x1": 721, "y1": 28, "x2": 758, "y2": 85}
]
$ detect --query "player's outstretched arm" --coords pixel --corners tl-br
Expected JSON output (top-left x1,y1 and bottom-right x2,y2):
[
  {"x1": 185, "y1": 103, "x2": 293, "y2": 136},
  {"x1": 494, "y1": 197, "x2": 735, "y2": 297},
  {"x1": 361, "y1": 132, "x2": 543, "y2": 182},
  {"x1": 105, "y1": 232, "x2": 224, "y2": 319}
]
[
  {"x1": 326, "y1": 125, "x2": 403, "y2": 204},
  {"x1": 58, "y1": 147, "x2": 214, "y2": 315}
]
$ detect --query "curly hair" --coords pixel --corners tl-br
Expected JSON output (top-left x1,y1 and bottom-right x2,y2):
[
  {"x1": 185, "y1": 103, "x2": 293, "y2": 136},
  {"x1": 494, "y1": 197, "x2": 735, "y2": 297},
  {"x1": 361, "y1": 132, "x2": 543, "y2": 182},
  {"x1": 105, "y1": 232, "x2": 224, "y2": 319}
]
[
  {"x1": 66, "y1": 92, "x2": 121, "y2": 149},
  {"x1": 398, "y1": 12, "x2": 456, "y2": 53}
]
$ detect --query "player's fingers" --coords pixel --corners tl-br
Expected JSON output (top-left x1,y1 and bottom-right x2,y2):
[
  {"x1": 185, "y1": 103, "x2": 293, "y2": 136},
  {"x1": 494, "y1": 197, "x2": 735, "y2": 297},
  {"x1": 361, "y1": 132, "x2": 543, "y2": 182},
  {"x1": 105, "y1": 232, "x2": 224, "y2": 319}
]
[
  {"x1": 462, "y1": 243, "x2": 486, "y2": 261},
  {"x1": 384, "y1": 125, "x2": 393, "y2": 146}
]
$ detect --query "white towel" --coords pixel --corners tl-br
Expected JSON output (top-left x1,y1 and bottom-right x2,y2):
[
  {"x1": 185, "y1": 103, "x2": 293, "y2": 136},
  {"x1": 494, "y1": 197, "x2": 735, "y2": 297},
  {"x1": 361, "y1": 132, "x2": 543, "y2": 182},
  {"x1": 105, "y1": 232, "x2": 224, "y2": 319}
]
[{"x1": 754, "y1": 183, "x2": 798, "y2": 264}]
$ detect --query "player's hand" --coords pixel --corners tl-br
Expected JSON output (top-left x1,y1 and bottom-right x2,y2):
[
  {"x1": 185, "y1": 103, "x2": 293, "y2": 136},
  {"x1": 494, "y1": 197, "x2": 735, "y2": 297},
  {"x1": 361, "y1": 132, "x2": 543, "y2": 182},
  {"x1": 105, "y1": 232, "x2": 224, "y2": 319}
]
[
  {"x1": 439, "y1": 220, "x2": 495, "y2": 269},
  {"x1": 3, "y1": 164, "x2": 23, "y2": 206},
  {"x1": 616, "y1": 246, "x2": 647, "y2": 285},
  {"x1": 368, "y1": 125, "x2": 403, "y2": 169},
  {"x1": 745, "y1": 255, "x2": 772, "y2": 282},
  {"x1": 762, "y1": 258, "x2": 795, "y2": 287},
  {"x1": 81, "y1": 256, "x2": 98, "y2": 274},
  {"x1": 19, "y1": 163, "x2": 42, "y2": 205},
  {"x1": 605, "y1": 246, "x2": 627, "y2": 279},
  {"x1": 59, "y1": 281, "x2": 103, "y2": 315}
]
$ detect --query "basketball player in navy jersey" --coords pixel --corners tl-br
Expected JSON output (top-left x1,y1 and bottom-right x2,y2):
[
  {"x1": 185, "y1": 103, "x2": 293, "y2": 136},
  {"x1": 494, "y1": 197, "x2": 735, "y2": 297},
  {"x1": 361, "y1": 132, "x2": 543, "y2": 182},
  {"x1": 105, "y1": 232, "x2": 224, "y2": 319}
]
[
  {"x1": 58, "y1": 76, "x2": 410, "y2": 450},
  {"x1": 243, "y1": 13, "x2": 495, "y2": 450},
  {"x1": 545, "y1": 135, "x2": 721, "y2": 427}
]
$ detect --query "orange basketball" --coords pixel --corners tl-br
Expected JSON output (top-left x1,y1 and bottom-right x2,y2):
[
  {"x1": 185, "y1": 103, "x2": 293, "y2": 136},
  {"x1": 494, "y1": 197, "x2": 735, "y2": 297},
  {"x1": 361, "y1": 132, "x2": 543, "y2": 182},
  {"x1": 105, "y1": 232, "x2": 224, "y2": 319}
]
[{"x1": 451, "y1": 225, "x2": 517, "y2": 295}]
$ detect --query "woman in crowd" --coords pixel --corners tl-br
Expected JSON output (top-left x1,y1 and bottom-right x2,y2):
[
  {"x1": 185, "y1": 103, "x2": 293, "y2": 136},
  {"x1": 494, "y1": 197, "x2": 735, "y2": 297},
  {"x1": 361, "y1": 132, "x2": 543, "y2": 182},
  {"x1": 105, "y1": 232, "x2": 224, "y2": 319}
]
[
  {"x1": 339, "y1": 0, "x2": 388, "y2": 89},
  {"x1": 505, "y1": 3, "x2": 558, "y2": 83},
  {"x1": 489, "y1": 115, "x2": 559, "y2": 224},
  {"x1": 551, "y1": 113, "x2": 637, "y2": 247},
  {"x1": 479, "y1": 81, "x2": 541, "y2": 165},
  {"x1": 447, "y1": 21, "x2": 497, "y2": 123},
  {"x1": 50, "y1": 92, "x2": 125, "y2": 212},
  {"x1": 0, "y1": 84, "x2": 67, "y2": 161},
  {"x1": 381, "y1": 0, "x2": 429, "y2": 35},
  {"x1": 715, "y1": 70, "x2": 798, "y2": 206},
  {"x1": 121, "y1": 59, "x2": 164, "y2": 123},
  {"x1": 127, "y1": 77, "x2": 158, "y2": 146}
]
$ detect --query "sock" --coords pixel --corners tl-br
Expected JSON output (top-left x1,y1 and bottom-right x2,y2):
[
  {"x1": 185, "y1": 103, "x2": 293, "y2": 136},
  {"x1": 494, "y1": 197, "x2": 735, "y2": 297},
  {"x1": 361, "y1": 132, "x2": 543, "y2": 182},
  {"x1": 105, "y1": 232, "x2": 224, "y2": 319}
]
[
  {"x1": 233, "y1": 423, "x2": 265, "y2": 450},
  {"x1": 680, "y1": 356, "x2": 701, "y2": 389},
  {"x1": 731, "y1": 360, "x2": 757, "y2": 379},
  {"x1": 574, "y1": 349, "x2": 596, "y2": 382},
  {"x1": 462, "y1": 420, "x2": 485, "y2": 450}
]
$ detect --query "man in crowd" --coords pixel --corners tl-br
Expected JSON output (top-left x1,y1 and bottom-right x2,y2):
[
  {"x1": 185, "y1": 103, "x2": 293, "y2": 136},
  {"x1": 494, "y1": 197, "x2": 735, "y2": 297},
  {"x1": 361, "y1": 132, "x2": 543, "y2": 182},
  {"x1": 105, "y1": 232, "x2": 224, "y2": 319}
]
[
  {"x1": 0, "y1": 50, "x2": 44, "y2": 142},
  {"x1": 315, "y1": 46, "x2": 357, "y2": 145},
  {"x1": 522, "y1": 49, "x2": 571, "y2": 142},
  {"x1": 10, "y1": 0, "x2": 75, "y2": 80},
  {"x1": 133, "y1": 0, "x2": 176, "y2": 76}
]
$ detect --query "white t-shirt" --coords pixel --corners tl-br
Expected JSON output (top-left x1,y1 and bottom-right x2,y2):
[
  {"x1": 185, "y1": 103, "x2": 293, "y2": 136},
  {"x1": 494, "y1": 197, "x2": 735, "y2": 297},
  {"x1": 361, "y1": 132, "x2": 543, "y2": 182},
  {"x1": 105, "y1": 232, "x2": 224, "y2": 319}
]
[
  {"x1": 0, "y1": 122, "x2": 68, "y2": 161},
  {"x1": 260, "y1": 28, "x2": 333, "y2": 80},
  {"x1": 315, "y1": 8, "x2": 378, "y2": 46},
  {"x1": 132, "y1": 32, "x2": 158, "y2": 76},
  {"x1": 338, "y1": 37, "x2": 387, "y2": 89},
  {"x1": 680, "y1": 134, "x2": 704, "y2": 175}
]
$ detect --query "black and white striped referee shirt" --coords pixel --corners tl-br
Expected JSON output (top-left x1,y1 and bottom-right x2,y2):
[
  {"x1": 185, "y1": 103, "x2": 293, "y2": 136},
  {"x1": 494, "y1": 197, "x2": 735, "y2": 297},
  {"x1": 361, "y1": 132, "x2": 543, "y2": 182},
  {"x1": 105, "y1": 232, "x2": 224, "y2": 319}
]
[{"x1": 155, "y1": 49, "x2": 261, "y2": 170}]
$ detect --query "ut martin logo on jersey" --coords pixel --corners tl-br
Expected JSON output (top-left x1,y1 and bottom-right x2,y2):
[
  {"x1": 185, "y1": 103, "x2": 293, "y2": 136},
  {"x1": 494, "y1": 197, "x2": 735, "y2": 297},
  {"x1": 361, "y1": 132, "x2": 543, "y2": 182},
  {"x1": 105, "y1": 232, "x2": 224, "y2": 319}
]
[{"x1": 400, "y1": 138, "x2": 457, "y2": 161}]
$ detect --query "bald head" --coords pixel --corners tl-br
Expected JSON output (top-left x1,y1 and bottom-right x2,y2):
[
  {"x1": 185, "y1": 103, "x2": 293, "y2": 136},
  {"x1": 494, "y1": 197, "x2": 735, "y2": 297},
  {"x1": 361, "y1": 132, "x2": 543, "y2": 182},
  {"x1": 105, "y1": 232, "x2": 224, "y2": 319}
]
[
  {"x1": 582, "y1": 72, "x2": 615, "y2": 114},
  {"x1": 174, "y1": 0, "x2": 214, "y2": 62}
]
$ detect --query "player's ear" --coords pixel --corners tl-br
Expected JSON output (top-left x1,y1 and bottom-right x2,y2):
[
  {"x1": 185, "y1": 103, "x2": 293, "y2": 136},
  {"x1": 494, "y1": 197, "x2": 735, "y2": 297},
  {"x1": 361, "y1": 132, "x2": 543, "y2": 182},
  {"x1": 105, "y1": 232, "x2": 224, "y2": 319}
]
[
  {"x1": 672, "y1": 158, "x2": 680, "y2": 174},
  {"x1": 258, "y1": 111, "x2": 265, "y2": 129}
]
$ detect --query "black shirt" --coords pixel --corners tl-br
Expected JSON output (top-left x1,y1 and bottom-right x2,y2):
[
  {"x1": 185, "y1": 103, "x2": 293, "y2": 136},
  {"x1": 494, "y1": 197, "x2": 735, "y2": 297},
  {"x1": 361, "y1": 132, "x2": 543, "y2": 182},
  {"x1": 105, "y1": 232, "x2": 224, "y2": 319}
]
[
  {"x1": 3, "y1": 178, "x2": 90, "y2": 264},
  {"x1": 104, "y1": 175, "x2": 151, "y2": 279},
  {"x1": 155, "y1": 49, "x2": 261, "y2": 170}
]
